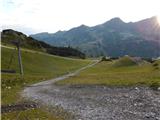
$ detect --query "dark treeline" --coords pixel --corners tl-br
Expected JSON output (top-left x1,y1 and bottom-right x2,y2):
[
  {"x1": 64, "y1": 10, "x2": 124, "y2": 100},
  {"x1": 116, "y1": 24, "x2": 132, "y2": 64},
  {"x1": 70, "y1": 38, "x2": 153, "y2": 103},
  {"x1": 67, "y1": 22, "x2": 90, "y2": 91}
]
[{"x1": 38, "y1": 40, "x2": 85, "y2": 59}]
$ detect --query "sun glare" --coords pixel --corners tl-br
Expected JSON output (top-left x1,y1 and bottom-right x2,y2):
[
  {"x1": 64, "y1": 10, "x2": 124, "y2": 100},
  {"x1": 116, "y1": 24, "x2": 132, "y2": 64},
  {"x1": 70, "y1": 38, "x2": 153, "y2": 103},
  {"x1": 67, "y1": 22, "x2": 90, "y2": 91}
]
[{"x1": 157, "y1": 16, "x2": 160, "y2": 25}]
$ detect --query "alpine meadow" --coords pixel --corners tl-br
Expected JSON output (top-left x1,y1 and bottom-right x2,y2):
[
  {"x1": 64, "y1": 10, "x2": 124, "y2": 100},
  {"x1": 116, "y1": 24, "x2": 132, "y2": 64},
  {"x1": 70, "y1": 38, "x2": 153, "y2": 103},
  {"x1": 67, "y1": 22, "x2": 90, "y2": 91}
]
[{"x1": 1, "y1": 0, "x2": 160, "y2": 119}]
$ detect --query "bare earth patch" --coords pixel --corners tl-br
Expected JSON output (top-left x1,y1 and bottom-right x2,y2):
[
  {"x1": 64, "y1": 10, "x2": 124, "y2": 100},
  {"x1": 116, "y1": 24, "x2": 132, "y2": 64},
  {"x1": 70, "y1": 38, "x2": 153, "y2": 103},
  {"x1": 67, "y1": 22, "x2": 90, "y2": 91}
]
[{"x1": 22, "y1": 84, "x2": 160, "y2": 120}]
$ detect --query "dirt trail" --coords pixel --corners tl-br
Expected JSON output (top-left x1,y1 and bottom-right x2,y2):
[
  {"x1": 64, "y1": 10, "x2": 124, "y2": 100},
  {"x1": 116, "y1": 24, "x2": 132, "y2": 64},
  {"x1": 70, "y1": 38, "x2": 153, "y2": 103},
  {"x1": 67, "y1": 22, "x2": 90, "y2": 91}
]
[
  {"x1": 26, "y1": 60, "x2": 99, "y2": 87},
  {"x1": 1, "y1": 102, "x2": 38, "y2": 113},
  {"x1": 22, "y1": 61, "x2": 160, "y2": 120}
]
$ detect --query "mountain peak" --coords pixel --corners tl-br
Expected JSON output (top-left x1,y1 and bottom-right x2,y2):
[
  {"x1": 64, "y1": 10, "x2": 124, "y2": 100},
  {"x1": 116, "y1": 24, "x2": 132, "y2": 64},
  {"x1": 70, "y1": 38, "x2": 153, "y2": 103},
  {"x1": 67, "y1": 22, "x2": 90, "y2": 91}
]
[
  {"x1": 102, "y1": 17, "x2": 125, "y2": 26},
  {"x1": 69, "y1": 24, "x2": 89, "y2": 32},
  {"x1": 109, "y1": 17, "x2": 124, "y2": 23},
  {"x1": 78, "y1": 24, "x2": 89, "y2": 28},
  {"x1": 2, "y1": 29, "x2": 27, "y2": 38}
]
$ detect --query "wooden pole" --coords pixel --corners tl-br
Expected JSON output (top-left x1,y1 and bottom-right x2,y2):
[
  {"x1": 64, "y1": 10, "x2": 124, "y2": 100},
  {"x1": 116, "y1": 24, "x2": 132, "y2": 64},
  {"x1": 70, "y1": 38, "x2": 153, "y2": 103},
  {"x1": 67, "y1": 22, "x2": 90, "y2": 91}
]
[{"x1": 17, "y1": 44, "x2": 24, "y2": 75}]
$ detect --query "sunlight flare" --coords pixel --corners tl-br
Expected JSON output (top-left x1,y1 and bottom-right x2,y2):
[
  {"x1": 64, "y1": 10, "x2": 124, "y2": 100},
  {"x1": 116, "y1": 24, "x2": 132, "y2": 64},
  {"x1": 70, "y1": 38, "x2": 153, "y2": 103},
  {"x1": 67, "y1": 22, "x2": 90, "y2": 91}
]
[{"x1": 157, "y1": 16, "x2": 160, "y2": 25}]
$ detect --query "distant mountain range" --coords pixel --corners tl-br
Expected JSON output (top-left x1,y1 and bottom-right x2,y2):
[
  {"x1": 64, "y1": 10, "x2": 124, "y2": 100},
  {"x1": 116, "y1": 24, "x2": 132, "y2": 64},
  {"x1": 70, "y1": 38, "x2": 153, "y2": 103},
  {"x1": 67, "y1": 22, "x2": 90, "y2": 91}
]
[{"x1": 31, "y1": 16, "x2": 160, "y2": 58}]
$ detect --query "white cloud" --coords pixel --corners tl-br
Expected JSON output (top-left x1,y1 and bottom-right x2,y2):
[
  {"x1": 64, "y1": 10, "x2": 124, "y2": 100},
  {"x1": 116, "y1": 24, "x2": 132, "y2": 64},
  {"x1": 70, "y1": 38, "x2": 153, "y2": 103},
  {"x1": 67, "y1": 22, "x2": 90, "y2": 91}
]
[{"x1": 1, "y1": 0, "x2": 160, "y2": 34}]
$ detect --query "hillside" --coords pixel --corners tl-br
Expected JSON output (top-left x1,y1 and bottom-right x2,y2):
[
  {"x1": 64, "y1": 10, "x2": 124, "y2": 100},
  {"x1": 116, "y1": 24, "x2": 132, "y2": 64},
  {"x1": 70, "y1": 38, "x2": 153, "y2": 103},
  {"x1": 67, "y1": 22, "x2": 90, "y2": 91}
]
[
  {"x1": 2, "y1": 29, "x2": 44, "y2": 51},
  {"x1": 1, "y1": 29, "x2": 85, "y2": 58},
  {"x1": 31, "y1": 16, "x2": 160, "y2": 58},
  {"x1": 1, "y1": 46, "x2": 91, "y2": 119},
  {"x1": 57, "y1": 58, "x2": 160, "y2": 86},
  {"x1": 113, "y1": 56, "x2": 138, "y2": 67},
  {"x1": 1, "y1": 46, "x2": 91, "y2": 104}
]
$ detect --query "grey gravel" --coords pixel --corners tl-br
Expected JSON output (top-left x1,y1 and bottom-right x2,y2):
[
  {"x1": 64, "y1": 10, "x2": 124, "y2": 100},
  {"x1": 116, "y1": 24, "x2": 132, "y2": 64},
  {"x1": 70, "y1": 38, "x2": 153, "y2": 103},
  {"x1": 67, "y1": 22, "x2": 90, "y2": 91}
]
[{"x1": 22, "y1": 61, "x2": 160, "y2": 120}]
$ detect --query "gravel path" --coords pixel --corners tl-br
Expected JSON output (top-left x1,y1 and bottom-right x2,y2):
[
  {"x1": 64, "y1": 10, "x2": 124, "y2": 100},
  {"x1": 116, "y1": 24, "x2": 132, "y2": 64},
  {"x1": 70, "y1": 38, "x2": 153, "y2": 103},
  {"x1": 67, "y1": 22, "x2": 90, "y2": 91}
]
[
  {"x1": 22, "y1": 62, "x2": 160, "y2": 120},
  {"x1": 1, "y1": 102, "x2": 39, "y2": 113}
]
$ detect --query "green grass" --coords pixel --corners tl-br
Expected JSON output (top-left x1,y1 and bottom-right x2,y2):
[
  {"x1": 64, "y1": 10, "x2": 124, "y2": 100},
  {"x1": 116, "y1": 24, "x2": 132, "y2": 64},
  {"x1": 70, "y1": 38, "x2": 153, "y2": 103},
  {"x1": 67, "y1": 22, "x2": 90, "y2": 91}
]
[
  {"x1": 2, "y1": 47, "x2": 91, "y2": 104},
  {"x1": 57, "y1": 60, "x2": 160, "y2": 86},
  {"x1": 2, "y1": 108, "x2": 63, "y2": 120},
  {"x1": 113, "y1": 56, "x2": 137, "y2": 67},
  {"x1": 1, "y1": 47, "x2": 91, "y2": 119},
  {"x1": 156, "y1": 59, "x2": 160, "y2": 63},
  {"x1": 2, "y1": 47, "x2": 90, "y2": 76}
]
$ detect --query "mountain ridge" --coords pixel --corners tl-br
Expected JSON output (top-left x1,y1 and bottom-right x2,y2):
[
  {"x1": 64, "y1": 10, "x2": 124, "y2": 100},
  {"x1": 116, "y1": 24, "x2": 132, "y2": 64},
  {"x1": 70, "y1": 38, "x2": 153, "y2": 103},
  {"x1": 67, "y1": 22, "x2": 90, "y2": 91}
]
[{"x1": 31, "y1": 16, "x2": 160, "y2": 58}]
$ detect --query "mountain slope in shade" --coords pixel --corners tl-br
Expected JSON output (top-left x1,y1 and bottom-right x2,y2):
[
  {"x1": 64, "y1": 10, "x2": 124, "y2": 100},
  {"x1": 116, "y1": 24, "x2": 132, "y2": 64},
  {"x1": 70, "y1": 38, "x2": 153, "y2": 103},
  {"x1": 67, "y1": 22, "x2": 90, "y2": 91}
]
[
  {"x1": 1, "y1": 29, "x2": 85, "y2": 58},
  {"x1": 31, "y1": 16, "x2": 160, "y2": 58}
]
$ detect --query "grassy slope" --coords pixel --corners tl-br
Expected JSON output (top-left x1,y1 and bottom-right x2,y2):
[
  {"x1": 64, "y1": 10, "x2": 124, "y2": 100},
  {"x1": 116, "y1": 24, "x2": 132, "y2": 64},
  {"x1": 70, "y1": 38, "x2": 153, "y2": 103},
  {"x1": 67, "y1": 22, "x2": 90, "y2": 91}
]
[
  {"x1": 2, "y1": 47, "x2": 91, "y2": 104},
  {"x1": 57, "y1": 59, "x2": 160, "y2": 86},
  {"x1": 113, "y1": 56, "x2": 137, "y2": 67},
  {"x1": 1, "y1": 47, "x2": 91, "y2": 120},
  {"x1": 2, "y1": 109, "x2": 63, "y2": 120}
]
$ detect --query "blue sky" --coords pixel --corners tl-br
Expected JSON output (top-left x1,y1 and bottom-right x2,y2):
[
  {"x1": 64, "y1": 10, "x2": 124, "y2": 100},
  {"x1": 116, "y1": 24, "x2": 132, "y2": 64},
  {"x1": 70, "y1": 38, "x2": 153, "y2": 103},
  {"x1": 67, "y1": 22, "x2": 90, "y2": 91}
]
[{"x1": 1, "y1": 0, "x2": 160, "y2": 35}]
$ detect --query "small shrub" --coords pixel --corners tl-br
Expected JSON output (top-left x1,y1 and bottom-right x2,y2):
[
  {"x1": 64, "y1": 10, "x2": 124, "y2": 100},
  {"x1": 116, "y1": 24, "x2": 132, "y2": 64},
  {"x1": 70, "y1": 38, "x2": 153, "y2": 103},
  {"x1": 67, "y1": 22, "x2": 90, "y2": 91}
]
[
  {"x1": 152, "y1": 63, "x2": 159, "y2": 70},
  {"x1": 154, "y1": 67, "x2": 159, "y2": 70},
  {"x1": 101, "y1": 56, "x2": 107, "y2": 61},
  {"x1": 153, "y1": 63, "x2": 159, "y2": 67},
  {"x1": 101, "y1": 56, "x2": 112, "y2": 62},
  {"x1": 150, "y1": 82, "x2": 159, "y2": 90},
  {"x1": 143, "y1": 58, "x2": 154, "y2": 63},
  {"x1": 110, "y1": 57, "x2": 119, "y2": 60}
]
